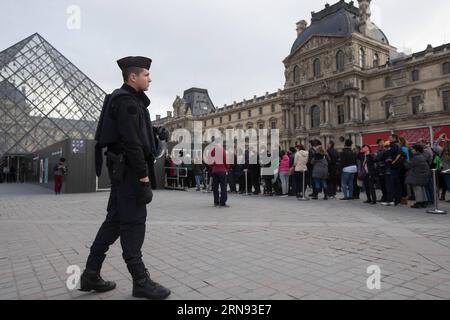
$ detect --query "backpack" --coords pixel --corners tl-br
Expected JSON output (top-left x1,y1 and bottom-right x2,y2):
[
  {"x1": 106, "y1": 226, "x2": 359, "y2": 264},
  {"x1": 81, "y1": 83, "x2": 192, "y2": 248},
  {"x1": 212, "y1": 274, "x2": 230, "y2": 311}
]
[
  {"x1": 432, "y1": 152, "x2": 443, "y2": 171},
  {"x1": 391, "y1": 151, "x2": 406, "y2": 170}
]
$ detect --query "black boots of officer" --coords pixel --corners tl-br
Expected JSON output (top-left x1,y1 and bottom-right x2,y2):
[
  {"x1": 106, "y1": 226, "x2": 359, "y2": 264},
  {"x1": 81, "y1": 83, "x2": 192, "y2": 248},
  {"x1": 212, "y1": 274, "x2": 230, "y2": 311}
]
[
  {"x1": 132, "y1": 269, "x2": 171, "y2": 300},
  {"x1": 79, "y1": 269, "x2": 117, "y2": 292}
]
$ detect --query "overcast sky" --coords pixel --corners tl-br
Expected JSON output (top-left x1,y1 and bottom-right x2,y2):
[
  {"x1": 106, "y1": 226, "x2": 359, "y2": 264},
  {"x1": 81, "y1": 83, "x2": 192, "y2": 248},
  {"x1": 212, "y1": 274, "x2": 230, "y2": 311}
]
[{"x1": 1, "y1": 0, "x2": 450, "y2": 117}]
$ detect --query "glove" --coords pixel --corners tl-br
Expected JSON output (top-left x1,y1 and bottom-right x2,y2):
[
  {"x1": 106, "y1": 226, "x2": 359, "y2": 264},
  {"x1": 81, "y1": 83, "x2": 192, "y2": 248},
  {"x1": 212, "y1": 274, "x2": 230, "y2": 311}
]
[{"x1": 138, "y1": 182, "x2": 153, "y2": 205}]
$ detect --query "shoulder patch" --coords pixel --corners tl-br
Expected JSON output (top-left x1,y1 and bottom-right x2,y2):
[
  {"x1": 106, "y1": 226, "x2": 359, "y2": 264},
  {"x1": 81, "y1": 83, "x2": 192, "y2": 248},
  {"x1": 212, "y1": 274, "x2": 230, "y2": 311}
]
[{"x1": 127, "y1": 106, "x2": 138, "y2": 115}]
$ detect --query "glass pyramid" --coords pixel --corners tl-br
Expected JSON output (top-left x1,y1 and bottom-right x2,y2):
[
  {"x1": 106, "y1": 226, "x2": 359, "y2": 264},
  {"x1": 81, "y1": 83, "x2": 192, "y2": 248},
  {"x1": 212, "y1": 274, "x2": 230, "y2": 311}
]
[{"x1": 0, "y1": 33, "x2": 105, "y2": 159}]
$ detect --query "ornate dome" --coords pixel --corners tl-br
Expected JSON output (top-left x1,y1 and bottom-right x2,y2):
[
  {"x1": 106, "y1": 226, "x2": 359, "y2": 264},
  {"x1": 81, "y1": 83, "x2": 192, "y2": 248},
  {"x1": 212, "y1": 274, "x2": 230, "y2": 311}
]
[{"x1": 291, "y1": 0, "x2": 389, "y2": 54}]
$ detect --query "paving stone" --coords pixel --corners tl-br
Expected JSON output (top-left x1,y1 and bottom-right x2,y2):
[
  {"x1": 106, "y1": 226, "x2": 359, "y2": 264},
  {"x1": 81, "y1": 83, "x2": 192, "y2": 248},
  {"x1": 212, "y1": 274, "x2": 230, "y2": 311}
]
[{"x1": 1, "y1": 184, "x2": 450, "y2": 300}]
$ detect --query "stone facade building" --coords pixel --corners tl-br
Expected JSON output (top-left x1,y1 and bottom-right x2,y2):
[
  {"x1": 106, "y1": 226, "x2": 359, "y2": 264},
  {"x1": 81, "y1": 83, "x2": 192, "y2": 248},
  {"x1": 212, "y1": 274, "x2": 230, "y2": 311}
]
[
  {"x1": 152, "y1": 88, "x2": 284, "y2": 143},
  {"x1": 154, "y1": 0, "x2": 450, "y2": 149},
  {"x1": 282, "y1": 0, "x2": 450, "y2": 150}
]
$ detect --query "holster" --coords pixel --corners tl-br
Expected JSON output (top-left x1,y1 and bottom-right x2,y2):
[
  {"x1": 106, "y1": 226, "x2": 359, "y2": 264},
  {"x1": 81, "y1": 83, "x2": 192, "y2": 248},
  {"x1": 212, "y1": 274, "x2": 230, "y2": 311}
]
[{"x1": 106, "y1": 151, "x2": 125, "y2": 182}]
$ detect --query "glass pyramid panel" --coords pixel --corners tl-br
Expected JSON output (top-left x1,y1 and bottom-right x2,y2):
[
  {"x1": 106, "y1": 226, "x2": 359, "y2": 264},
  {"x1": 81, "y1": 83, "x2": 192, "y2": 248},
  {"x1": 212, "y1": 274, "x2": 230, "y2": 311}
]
[{"x1": 0, "y1": 33, "x2": 105, "y2": 159}]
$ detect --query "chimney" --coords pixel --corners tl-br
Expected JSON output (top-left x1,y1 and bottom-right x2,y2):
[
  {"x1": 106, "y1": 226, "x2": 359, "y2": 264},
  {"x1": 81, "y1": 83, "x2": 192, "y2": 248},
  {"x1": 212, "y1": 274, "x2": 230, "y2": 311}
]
[
  {"x1": 296, "y1": 20, "x2": 307, "y2": 35},
  {"x1": 357, "y1": 0, "x2": 372, "y2": 35},
  {"x1": 156, "y1": 114, "x2": 161, "y2": 120},
  {"x1": 167, "y1": 111, "x2": 172, "y2": 118}
]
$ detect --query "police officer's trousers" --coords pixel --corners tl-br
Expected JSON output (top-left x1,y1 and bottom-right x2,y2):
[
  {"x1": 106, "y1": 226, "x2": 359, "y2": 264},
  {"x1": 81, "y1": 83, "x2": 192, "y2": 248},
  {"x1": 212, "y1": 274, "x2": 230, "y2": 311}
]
[{"x1": 86, "y1": 167, "x2": 148, "y2": 278}]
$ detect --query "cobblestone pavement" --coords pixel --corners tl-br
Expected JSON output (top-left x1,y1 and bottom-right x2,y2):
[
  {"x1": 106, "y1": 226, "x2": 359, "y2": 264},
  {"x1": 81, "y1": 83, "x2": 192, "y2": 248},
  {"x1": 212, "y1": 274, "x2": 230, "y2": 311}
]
[{"x1": 1, "y1": 183, "x2": 450, "y2": 300}]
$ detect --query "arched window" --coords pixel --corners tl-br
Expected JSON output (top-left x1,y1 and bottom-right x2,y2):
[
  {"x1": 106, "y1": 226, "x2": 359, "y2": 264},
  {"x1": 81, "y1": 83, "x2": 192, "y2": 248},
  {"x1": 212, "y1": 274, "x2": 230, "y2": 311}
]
[
  {"x1": 359, "y1": 48, "x2": 366, "y2": 68},
  {"x1": 293, "y1": 65, "x2": 300, "y2": 83},
  {"x1": 258, "y1": 121, "x2": 265, "y2": 130},
  {"x1": 336, "y1": 50, "x2": 345, "y2": 72},
  {"x1": 373, "y1": 53, "x2": 379, "y2": 67},
  {"x1": 313, "y1": 59, "x2": 321, "y2": 77},
  {"x1": 337, "y1": 105, "x2": 345, "y2": 124},
  {"x1": 311, "y1": 105, "x2": 321, "y2": 128},
  {"x1": 361, "y1": 103, "x2": 367, "y2": 122}
]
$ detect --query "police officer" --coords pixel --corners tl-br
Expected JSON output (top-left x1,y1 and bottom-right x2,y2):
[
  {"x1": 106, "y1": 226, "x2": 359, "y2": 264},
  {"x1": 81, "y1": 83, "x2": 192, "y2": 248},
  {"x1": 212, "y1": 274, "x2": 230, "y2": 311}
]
[{"x1": 80, "y1": 56, "x2": 171, "y2": 300}]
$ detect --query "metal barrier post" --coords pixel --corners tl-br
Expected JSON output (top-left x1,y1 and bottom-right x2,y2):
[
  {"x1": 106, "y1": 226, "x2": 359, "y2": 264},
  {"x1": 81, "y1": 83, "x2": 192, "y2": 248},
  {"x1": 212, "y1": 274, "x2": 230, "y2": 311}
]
[
  {"x1": 243, "y1": 169, "x2": 250, "y2": 196},
  {"x1": 204, "y1": 171, "x2": 211, "y2": 193},
  {"x1": 427, "y1": 169, "x2": 447, "y2": 215},
  {"x1": 298, "y1": 170, "x2": 310, "y2": 201}
]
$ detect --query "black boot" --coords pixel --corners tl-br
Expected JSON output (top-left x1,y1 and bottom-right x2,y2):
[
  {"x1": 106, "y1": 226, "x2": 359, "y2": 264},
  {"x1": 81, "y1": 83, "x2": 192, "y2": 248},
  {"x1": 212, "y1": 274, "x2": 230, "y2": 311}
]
[
  {"x1": 132, "y1": 270, "x2": 171, "y2": 300},
  {"x1": 411, "y1": 202, "x2": 426, "y2": 209},
  {"x1": 79, "y1": 269, "x2": 116, "y2": 292}
]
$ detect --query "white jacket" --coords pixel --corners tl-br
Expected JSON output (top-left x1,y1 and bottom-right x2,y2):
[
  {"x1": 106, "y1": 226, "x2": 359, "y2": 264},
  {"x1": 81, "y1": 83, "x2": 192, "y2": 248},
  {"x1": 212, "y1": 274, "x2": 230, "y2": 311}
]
[{"x1": 294, "y1": 150, "x2": 309, "y2": 172}]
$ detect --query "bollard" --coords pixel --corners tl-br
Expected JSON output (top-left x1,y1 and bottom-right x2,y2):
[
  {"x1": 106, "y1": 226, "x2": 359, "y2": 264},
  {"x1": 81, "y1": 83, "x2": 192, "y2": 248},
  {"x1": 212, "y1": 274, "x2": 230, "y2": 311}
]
[
  {"x1": 427, "y1": 169, "x2": 447, "y2": 215},
  {"x1": 243, "y1": 169, "x2": 250, "y2": 196},
  {"x1": 298, "y1": 170, "x2": 310, "y2": 201}
]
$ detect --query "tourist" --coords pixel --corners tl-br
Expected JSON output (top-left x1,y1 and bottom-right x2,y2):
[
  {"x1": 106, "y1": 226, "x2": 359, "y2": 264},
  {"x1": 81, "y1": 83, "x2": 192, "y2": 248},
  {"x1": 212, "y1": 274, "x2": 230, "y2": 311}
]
[
  {"x1": 339, "y1": 139, "x2": 357, "y2": 200},
  {"x1": 293, "y1": 145, "x2": 309, "y2": 198},
  {"x1": 405, "y1": 144, "x2": 431, "y2": 209},
  {"x1": 53, "y1": 158, "x2": 67, "y2": 195},
  {"x1": 359, "y1": 145, "x2": 377, "y2": 205},
  {"x1": 327, "y1": 141, "x2": 339, "y2": 199},
  {"x1": 279, "y1": 150, "x2": 290, "y2": 197},
  {"x1": 311, "y1": 146, "x2": 329, "y2": 200}
]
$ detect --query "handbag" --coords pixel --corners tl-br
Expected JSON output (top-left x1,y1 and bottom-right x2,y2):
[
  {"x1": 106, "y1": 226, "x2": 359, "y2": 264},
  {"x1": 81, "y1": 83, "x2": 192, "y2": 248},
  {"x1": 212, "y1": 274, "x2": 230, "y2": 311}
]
[{"x1": 289, "y1": 167, "x2": 295, "y2": 176}]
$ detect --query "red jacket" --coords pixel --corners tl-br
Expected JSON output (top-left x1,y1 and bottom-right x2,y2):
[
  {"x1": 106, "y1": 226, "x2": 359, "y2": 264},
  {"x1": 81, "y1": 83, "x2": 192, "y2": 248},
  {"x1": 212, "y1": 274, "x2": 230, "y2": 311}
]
[
  {"x1": 209, "y1": 146, "x2": 230, "y2": 173},
  {"x1": 169, "y1": 159, "x2": 175, "y2": 177}
]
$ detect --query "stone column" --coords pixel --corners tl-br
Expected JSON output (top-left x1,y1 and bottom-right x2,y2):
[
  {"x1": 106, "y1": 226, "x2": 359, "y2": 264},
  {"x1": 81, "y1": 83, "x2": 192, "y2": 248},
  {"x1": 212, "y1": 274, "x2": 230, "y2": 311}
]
[
  {"x1": 344, "y1": 96, "x2": 352, "y2": 122},
  {"x1": 350, "y1": 133, "x2": 355, "y2": 144},
  {"x1": 322, "y1": 101, "x2": 326, "y2": 124},
  {"x1": 350, "y1": 96, "x2": 356, "y2": 121},
  {"x1": 356, "y1": 98, "x2": 361, "y2": 121},
  {"x1": 305, "y1": 107, "x2": 311, "y2": 130},
  {"x1": 328, "y1": 100, "x2": 334, "y2": 125},
  {"x1": 301, "y1": 105, "x2": 306, "y2": 128},
  {"x1": 286, "y1": 109, "x2": 291, "y2": 130},
  {"x1": 356, "y1": 133, "x2": 363, "y2": 146},
  {"x1": 291, "y1": 109, "x2": 296, "y2": 130}
]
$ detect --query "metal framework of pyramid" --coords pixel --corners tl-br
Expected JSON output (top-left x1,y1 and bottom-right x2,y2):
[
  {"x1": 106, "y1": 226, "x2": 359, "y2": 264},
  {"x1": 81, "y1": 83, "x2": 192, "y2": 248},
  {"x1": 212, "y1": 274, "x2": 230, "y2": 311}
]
[{"x1": 0, "y1": 33, "x2": 105, "y2": 159}]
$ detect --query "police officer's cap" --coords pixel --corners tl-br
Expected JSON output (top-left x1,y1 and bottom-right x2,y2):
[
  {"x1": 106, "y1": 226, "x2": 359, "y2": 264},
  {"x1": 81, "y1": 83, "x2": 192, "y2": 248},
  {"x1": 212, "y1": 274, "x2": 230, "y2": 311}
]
[{"x1": 117, "y1": 56, "x2": 152, "y2": 70}]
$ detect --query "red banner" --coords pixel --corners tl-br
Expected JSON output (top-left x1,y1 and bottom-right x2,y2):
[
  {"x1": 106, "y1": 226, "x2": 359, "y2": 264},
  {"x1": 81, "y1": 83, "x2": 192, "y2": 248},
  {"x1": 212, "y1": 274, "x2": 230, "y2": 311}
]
[
  {"x1": 433, "y1": 125, "x2": 450, "y2": 141},
  {"x1": 394, "y1": 127, "x2": 431, "y2": 144},
  {"x1": 362, "y1": 125, "x2": 450, "y2": 151},
  {"x1": 362, "y1": 131, "x2": 391, "y2": 152}
]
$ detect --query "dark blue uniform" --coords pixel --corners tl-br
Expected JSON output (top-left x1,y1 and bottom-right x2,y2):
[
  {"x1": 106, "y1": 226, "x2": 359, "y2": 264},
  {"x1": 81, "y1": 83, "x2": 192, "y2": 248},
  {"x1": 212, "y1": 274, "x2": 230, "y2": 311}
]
[{"x1": 86, "y1": 83, "x2": 157, "y2": 278}]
